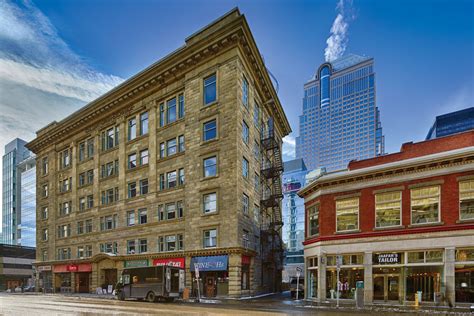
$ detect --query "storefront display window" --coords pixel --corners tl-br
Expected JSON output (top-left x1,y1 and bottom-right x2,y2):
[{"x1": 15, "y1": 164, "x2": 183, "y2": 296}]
[
  {"x1": 326, "y1": 268, "x2": 363, "y2": 299},
  {"x1": 405, "y1": 265, "x2": 442, "y2": 301},
  {"x1": 455, "y1": 266, "x2": 474, "y2": 303},
  {"x1": 456, "y1": 248, "x2": 474, "y2": 262},
  {"x1": 307, "y1": 256, "x2": 318, "y2": 299},
  {"x1": 407, "y1": 250, "x2": 443, "y2": 264}
]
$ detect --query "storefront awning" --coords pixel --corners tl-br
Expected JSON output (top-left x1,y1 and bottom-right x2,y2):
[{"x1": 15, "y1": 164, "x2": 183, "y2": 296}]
[{"x1": 190, "y1": 255, "x2": 228, "y2": 272}]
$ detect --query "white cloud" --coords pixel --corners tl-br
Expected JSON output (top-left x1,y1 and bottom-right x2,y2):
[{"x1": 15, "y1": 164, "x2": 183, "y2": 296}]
[
  {"x1": 0, "y1": 0, "x2": 124, "y2": 232},
  {"x1": 282, "y1": 135, "x2": 296, "y2": 160},
  {"x1": 324, "y1": 0, "x2": 355, "y2": 62}
]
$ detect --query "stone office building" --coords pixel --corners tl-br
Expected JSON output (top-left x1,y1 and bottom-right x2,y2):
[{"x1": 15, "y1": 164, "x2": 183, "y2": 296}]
[
  {"x1": 299, "y1": 130, "x2": 474, "y2": 305},
  {"x1": 26, "y1": 9, "x2": 290, "y2": 297}
]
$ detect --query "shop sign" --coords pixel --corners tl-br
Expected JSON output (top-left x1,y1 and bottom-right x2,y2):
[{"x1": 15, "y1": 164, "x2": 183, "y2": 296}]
[
  {"x1": 375, "y1": 253, "x2": 401, "y2": 264},
  {"x1": 242, "y1": 255, "x2": 251, "y2": 265},
  {"x1": 37, "y1": 265, "x2": 52, "y2": 272},
  {"x1": 153, "y1": 257, "x2": 185, "y2": 268},
  {"x1": 190, "y1": 255, "x2": 228, "y2": 272},
  {"x1": 124, "y1": 259, "x2": 149, "y2": 268},
  {"x1": 67, "y1": 264, "x2": 78, "y2": 272}
]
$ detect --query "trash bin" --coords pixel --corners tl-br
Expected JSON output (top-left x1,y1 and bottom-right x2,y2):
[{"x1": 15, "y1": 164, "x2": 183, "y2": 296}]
[
  {"x1": 434, "y1": 292, "x2": 442, "y2": 305},
  {"x1": 355, "y1": 281, "x2": 364, "y2": 308}
]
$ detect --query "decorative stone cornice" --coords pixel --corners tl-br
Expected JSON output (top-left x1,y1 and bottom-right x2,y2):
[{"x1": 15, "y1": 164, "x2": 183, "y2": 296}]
[
  {"x1": 33, "y1": 247, "x2": 256, "y2": 266},
  {"x1": 26, "y1": 8, "x2": 290, "y2": 154}
]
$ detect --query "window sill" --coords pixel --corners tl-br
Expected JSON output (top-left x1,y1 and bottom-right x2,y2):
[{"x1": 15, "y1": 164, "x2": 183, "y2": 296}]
[
  {"x1": 373, "y1": 225, "x2": 405, "y2": 231},
  {"x1": 126, "y1": 134, "x2": 148, "y2": 145},
  {"x1": 157, "y1": 185, "x2": 185, "y2": 194},
  {"x1": 100, "y1": 146, "x2": 119, "y2": 155},
  {"x1": 201, "y1": 138, "x2": 219, "y2": 146},
  {"x1": 202, "y1": 211, "x2": 219, "y2": 217},
  {"x1": 57, "y1": 190, "x2": 73, "y2": 196},
  {"x1": 99, "y1": 174, "x2": 118, "y2": 182},
  {"x1": 408, "y1": 221, "x2": 444, "y2": 228},
  {"x1": 157, "y1": 118, "x2": 184, "y2": 131},
  {"x1": 334, "y1": 229, "x2": 361, "y2": 235},
  {"x1": 125, "y1": 164, "x2": 149, "y2": 174},
  {"x1": 125, "y1": 195, "x2": 146, "y2": 203},
  {"x1": 157, "y1": 151, "x2": 185, "y2": 163},
  {"x1": 456, "y1": 218, "x2": 474, "y2": 224},
  {"x1": 202, "y1": 101, "x2": 219, "y2": 109},
  {"x1": 201, "y1": 175, "x2": 219, "y2": 182},
  {"x1": 78, "y1": 157, "x2": 94, "y2": 165},
  {"x1": 78, "y1": 183, "x2": 93, "y2": 190}
]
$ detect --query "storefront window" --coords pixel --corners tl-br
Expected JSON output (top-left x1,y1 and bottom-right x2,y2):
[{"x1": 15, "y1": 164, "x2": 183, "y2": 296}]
[
  {"x1": 407, "y1": 250, "x2": 443, "y2": 264},
  {"x1": 326, "y1": 268, "x2": 363, "y2": 299},
  {"x1": 460, "y1": 180, "x2": 474, "y2": 220},
  {"x1": 336, "y1": 197, "x2": 359, "y2": 232},
  {"x1": 375, "y1": 191, "x2": 401, "y2": 228},
  {"x1": 307, "y1": 256, "x2": 318, "y2": 299},
  {"x1": 405, "y1": 265, "x2": 442, "y2": 301},
  {"x1": 456, "y1": 248, "x2": 474, "y2": 262},
  {"x1": 455, "y1": 265, "x2": 474, "y2": 303},
  {"x1": 410, "y1": 186, "x2": 440, "y2": 224}
]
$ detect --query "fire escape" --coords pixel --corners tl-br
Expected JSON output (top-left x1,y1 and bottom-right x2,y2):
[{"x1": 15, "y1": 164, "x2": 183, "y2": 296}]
[{"x1": 260, "y1": 117, "x2": 284, "y2": 293}]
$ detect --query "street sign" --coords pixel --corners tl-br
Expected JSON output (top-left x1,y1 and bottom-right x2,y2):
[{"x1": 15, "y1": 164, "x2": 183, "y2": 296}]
[{"x1": 296, "y1": 266, "x2": 303, "y2": 273}]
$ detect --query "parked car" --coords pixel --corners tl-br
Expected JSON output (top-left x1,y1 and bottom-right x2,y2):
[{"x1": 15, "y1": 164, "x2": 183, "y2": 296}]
[
  {"x1": 290, "y1": 278, "x2": 304, "y2": 299},
  {"x1": 24, "y1": 285, "x2": 35, "y2": 292}
]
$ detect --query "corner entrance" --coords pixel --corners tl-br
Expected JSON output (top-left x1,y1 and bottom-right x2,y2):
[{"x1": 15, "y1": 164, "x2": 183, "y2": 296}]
[{"x1": 373, "y1": 274, "x2": 400, "y2": 301}]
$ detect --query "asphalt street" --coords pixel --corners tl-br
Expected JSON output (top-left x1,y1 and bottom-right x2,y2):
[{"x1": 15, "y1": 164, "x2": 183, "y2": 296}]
[{"x1": 0, "y1": 292, "x2": 422, "y2": 316}]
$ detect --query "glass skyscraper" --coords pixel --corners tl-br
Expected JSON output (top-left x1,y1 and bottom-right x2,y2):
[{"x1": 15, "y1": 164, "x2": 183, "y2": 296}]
[
  {"x1": 17, "y1": 156, "x2": 36, "y2": 247},
  {"x1": 1, "y1": 138, "x2": 32, "y2": 245},
  {"x1": 426, "y1": 107, "x2": 474, "y2": 140},
  {"x1": 282, "y1": 158, "x2": 307, "y2": 281},
  {"x1": 296, "y1": 54, "x2": 384, "y2": 172}
]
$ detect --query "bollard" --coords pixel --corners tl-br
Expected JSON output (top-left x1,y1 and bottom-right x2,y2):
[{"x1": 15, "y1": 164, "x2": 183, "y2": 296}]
[{"x1": 414, "y1": 293, "x2": 419, "y2": 308}]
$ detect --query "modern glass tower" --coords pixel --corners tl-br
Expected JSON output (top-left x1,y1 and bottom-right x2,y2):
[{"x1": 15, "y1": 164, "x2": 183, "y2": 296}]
[
  {"x1": 1, "y1": 138, "x2": 31, "y2": 245},
  {"x1": 426, "y1": 107, "x2": 474, "y2": 140},
  {"x1": 17, "y1": 155, "x2": 36, "y2": 247},
  {"x1": 282, "y1": 158, "x2": 307, "y2": 281},
  {"x1": 296, "y1": 54, "x2": 384, "y2": 172}
]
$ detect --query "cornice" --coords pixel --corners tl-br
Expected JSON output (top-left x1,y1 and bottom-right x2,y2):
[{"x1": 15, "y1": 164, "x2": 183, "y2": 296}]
[
  {"x1": 27, "y1": 10, "x2": 290, "y2": 153},
  {"x1": 33, "y1": 247, "x2": 256, "y2": 266}
]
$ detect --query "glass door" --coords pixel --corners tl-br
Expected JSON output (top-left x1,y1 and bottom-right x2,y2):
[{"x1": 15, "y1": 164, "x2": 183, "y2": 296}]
[
  {"x1": 387, "y1": 276, "x2": 399, "y2": 301},
  {"x1": 373, "y1": 276, "x2": 385, "y2": 300}
]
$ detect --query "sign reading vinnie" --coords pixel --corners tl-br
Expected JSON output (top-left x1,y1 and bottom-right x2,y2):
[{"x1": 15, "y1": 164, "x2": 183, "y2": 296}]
[
  {"x1": 375, "y1": 253, "x2": 402, "y2": 265},
  {"x1": 190, "y1": 255, "x2": 228, "y2": 272}
]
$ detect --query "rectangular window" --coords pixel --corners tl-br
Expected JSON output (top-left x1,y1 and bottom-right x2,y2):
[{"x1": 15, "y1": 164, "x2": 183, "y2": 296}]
[
  {"x1": 128, "y1": 153, "x2": 137, "y2": 169},
  {"x1": 179, "y1": 168, "x2": 185, "y2": 185},
  {"x1": 140, "y1": 112, "x2": 148, "y2": 135},
  {"x1": 128, "y1": 117, "x2": 136, "y2": 141},
  {"x1": 78, "y1": 142, "x2": 85, "y2": 161},
  {"x1": 242, "y1": 121, "x2": 249, "y2": 144},
  {"x1": 85, "y1": 245, "x2": 93, "y2": 257},
  {"x1": 139, "y1": 239, "x2": 148, "y2": 253},
  {"x1": 160, "y1": 143, "x2": 165, "y2": 158},
  {"x1": 177, "y1": 234, "x2": 184, "y2": 250},
  {"x1": 43, "y1": 184, "x2": 48, "y2": 197},
  {"x1": 204, "y1": 73, "x2": 217, "y2": 105},
  {"x1": 159, "y1": 173, "x2": 165, "y2": 191},
  {"x1": 85, "y1": 219, "x2": 93, "y2": 233},
  {"x1": 41, "y1": 206, "x2": 48, "y2": 220},
  {"x1": 336, "y1": 197, "x2": 359, "y2": 232},
  {"x1": 158, "y1": 236, "x2": 164, "y2": 252},
  {"x1": 87, "y1": 169, "x2": 94, "y2": 184},
  {"x1": 375, "y1": 191, "x2": 402, "y2": 228},
  {"x1": 203, "y1": 156, "x2": 217, "y2": 177},
  {"x1": 203, "y1": 229, "x2": 217, "y2": 248},
  {"x1": 127, "y1": 210, "x2": 135, "y2": 226},
  {"x1": 167, "y1": 98, "x2": 177, "y2": 124},
  {"x1": 178, "y1": 135, "x2": 185, "y2": 152},
  {"x1": 140, "y1": 149, "x2": 149, "y2": 165},
  {"x1": 127, "y1": 240, "x2": 136, "y2": 254},
  {"x1": 177, "y1": 201, "x2": 184, "y2": 218},
  {"x1": 159, "y1": 103, "x2": 165, "y2": 127},
  {"x1": 460, "y1": 180, "x2": 474, "y2": 220},
  {"x1": 203, "y1": 192, "x2": 217, "y2": 214},
  {"x1": 242, "y1": 229, "x2": 249, "y2": 248},
  {"x1": 165, "y1": 235, "x2": 176, "y2": 251},
  {"x1": 167, "y1": 171, "x2": 177, "y2": 188},
  {"x1": 42, "y1": 157, "x2": 48, "y2": 175},
  {"x1": 79, "y1": 197, "x2": 86, "y2": 211},
  {"x1": 128, "y1": 182, "x2": 137, "y2": 198},
  {"x1": 77, "y1": 246, "x2": 84, "y2": 259},
  {"x1": 178, "y1": 93, "x2": 185, "y2": 119},
  {"x1": 203, "y1": 119, "x2": 217, "y2": 141},
  {"x1": 139, "y1": 179, "x2": 148, "y2": 195},
  {"x1": 167, "y1": 138, "x2": 177, "y2": 156},
  {"x1": 242, "y1": 76, "x2": 249, "y2": 108},
  {"x1": 308, "y1": 204, "x2": 319, "y2": 236},
  {"x1": 87, "y1": 138, "x2": 94, "y2": 158},
  {"x1": 166, "y1": 203, "x2": 176, "y2": 220},
  {"x1": 254, "y1": 205, "x2": 260, "y2": 224},
  {"x1": 242, "y1": 157, "x2": 249, "y2": 178},
  {"x1": 242, "y1": 193, "x2": 249, "y2": 215},
  {"x1": 139, "y1": 208, "x2": 147, "y2": 224},
  {"x1": 411, "y1": 186, "x2": 440, "y2": 224},
  {"x1": 254, "y1": 173, "x2": 259, "y2": 192},
  {"x1": 254, "y1": 102, "x2": 260, "y2": 128},
  {"x1": 42, "y1": 228, "x2": 48, "y2": 241},
  {"x1": 253, "y1": 141, "x2": 260, "y2": 160},
  {"x1": 102, "y1": 126, "x2": 119, "y2": 150},
  {"x1": 77, "y1": 221, "x2": 84, "y2": 235}
]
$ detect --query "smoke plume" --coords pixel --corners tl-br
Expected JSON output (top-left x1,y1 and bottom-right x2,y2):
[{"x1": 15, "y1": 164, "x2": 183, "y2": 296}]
[{"x1": 324, "y1": 0, "x2": 354, "y2": 62}]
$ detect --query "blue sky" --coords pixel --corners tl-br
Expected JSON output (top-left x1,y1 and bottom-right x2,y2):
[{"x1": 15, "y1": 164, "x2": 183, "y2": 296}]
[{"x1": 0, "y1": 0, "x2": 472, "y2": 217}]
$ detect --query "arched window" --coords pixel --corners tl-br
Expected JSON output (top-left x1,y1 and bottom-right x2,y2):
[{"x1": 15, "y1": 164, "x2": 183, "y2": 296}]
[{"x1": 320, "y1": 66, "x2": 330, "y2": 107}]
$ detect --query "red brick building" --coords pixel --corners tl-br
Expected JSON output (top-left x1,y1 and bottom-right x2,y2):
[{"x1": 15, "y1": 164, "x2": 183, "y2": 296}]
[{"x1": 298, "y1": 130, "x2": 474, "y2": 305}]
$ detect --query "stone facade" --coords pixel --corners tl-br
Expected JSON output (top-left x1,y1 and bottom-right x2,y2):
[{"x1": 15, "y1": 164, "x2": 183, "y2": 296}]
[{"x1": 27, "y1": 9, "x2": 291, "y2": 297}]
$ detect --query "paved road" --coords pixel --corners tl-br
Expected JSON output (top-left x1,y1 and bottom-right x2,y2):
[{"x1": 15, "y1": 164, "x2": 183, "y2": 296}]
[{"x1": 0, "y1": 292, "x2": 414, "y2": 315}]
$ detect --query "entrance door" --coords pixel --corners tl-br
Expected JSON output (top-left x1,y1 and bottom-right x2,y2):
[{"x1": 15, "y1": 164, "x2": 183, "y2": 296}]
[
  {"x1": 373, "y1": 275, "x2": 400, "y2": 301},
  {"x1": 205, "y1": 276, "x2": 215, "y2": 298},
  {"x1": 77, "y1": 273, "x2": 90, "y2": 293},
  {"x1": 104, "y1": 269, "x2": 117, "y2": 290}
]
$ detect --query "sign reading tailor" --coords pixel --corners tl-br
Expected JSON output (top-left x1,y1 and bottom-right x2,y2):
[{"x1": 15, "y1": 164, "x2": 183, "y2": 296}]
[
  {"x1": 153, "y1": 258, "x2": 185, "y2": 268},
  {"x1": 190, "y1": 255, "x2": 228, "y2": 272},
  {"x1": 375, "y1": 253, "x2": 401, "y2": 264}
]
